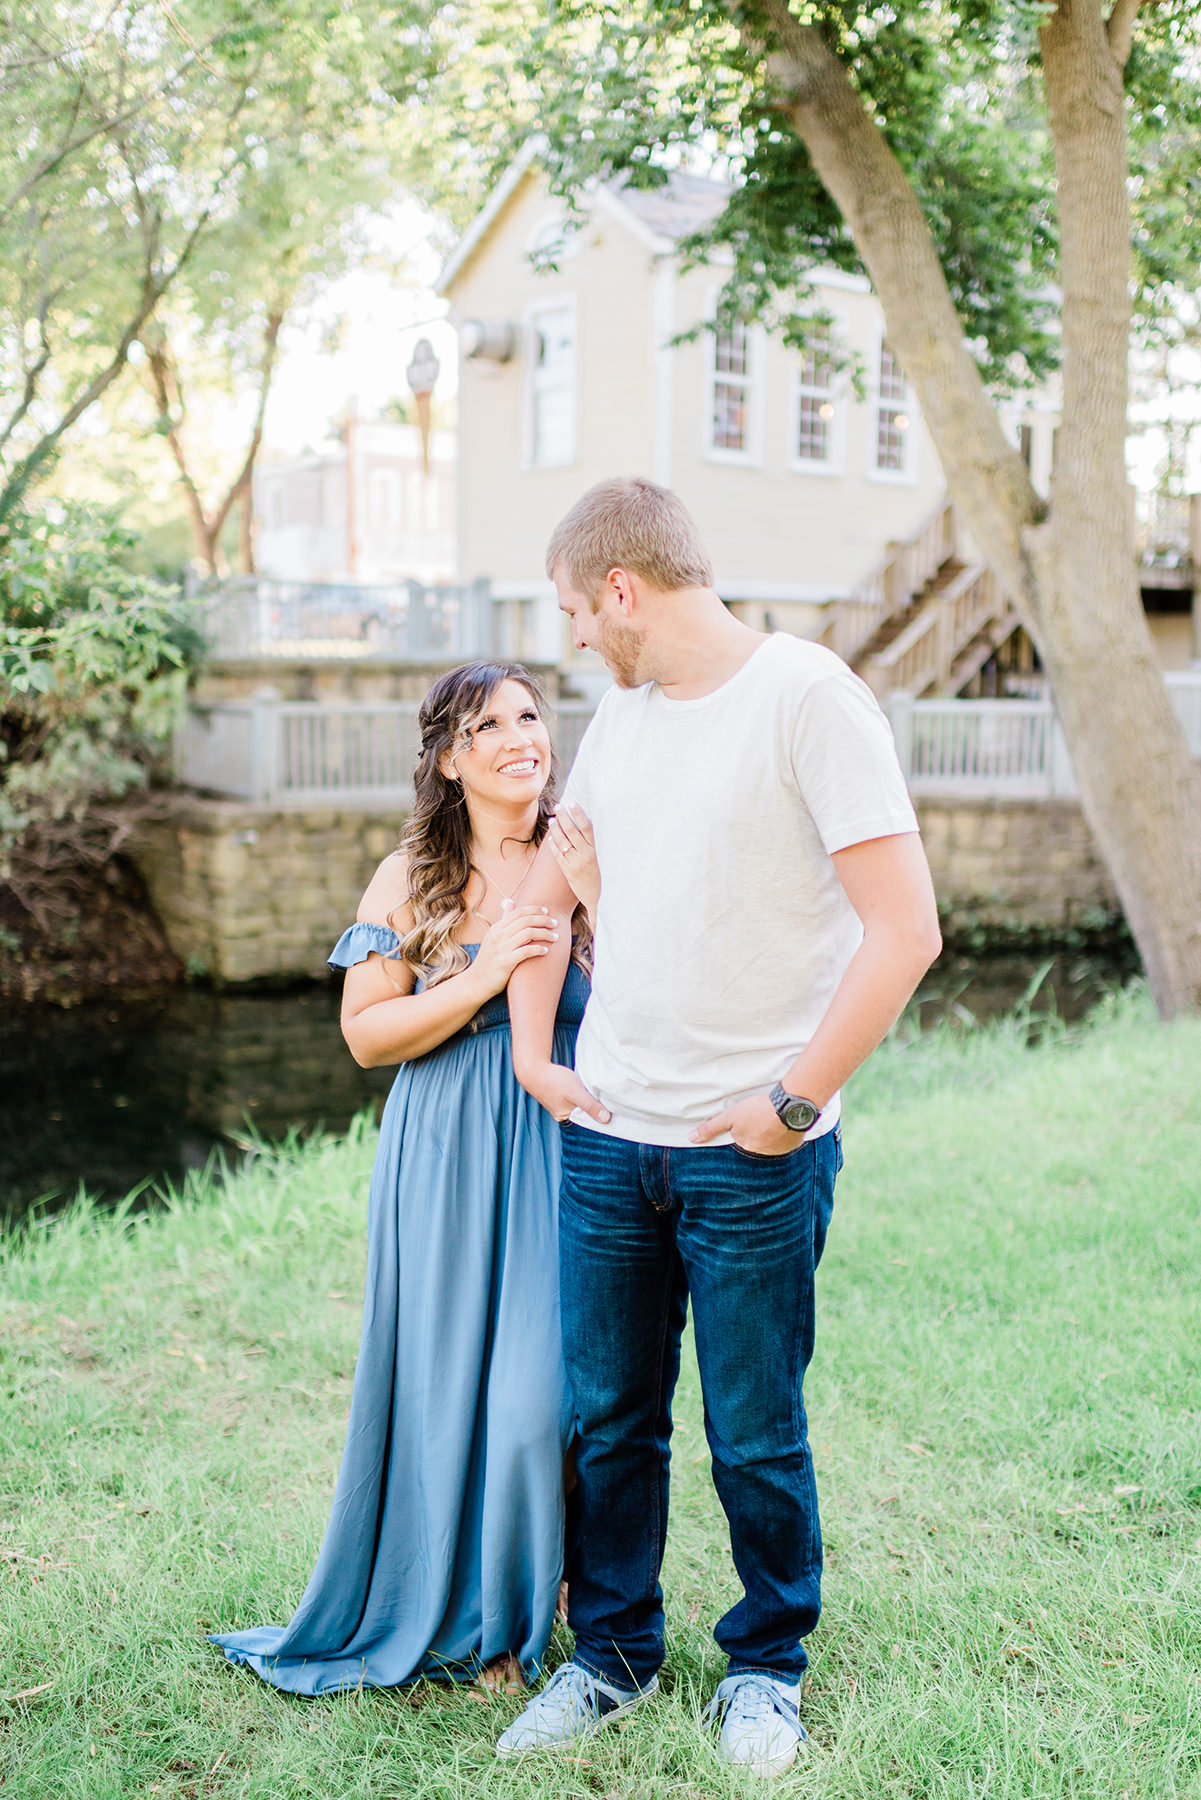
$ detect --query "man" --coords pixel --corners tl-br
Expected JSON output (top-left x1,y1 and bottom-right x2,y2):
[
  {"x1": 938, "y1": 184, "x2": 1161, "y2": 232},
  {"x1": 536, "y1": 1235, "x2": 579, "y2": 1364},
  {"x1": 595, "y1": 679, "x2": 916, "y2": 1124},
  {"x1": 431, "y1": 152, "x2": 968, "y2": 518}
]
[{"x1": 498, "y1": 477, "x2": 941, "y2": 1775}]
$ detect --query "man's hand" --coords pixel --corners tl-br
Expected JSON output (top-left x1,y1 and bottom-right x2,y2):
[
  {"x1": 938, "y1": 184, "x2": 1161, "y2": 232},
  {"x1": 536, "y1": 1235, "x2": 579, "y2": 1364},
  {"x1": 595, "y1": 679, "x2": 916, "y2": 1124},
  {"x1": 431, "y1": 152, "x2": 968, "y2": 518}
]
[
  {"x1": 690, "y1": 1092, "x2": 800, "y2": 1155},
  {"x1": 547, "y1": 804, "x2": 600, "y2": 922},
  {"x1": 519, "y1": 1059, "x2": 612, "y2": 1126}
]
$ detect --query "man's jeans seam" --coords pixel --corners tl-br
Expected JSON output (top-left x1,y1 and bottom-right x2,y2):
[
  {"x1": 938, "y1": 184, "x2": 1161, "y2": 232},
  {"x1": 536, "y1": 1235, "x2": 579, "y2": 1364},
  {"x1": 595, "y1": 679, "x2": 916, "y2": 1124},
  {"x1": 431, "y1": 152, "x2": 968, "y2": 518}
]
[{"x1": 646, "y1": 1178, "x2": 674, "y2": 1637}]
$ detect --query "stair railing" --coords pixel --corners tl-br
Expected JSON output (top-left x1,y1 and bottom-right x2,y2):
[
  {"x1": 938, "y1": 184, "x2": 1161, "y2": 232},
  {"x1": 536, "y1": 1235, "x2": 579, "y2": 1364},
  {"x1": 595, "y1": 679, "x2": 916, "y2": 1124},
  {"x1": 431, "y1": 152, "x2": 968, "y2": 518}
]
[
  {"x1": 864, "y1": 563, "x2": 1002, "y2": 698},
  {"x1": 819, "y1": 497, "x2": 956, "y2": 666}
]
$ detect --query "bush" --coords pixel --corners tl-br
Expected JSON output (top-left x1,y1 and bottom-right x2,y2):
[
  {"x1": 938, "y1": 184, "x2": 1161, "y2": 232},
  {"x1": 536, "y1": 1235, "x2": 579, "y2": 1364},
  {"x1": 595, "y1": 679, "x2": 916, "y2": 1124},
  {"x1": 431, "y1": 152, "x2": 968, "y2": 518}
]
[{"x1": 0, "y1": 501, "x2": 202, "y2": 923}]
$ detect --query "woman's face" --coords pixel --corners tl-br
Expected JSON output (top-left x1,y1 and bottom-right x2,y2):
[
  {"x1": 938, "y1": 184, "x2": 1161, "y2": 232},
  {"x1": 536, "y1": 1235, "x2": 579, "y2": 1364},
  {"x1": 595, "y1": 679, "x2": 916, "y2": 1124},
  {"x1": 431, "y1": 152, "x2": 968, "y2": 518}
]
[{"x1": 446, "y1": 679, "x2": 553, "y2": 809}]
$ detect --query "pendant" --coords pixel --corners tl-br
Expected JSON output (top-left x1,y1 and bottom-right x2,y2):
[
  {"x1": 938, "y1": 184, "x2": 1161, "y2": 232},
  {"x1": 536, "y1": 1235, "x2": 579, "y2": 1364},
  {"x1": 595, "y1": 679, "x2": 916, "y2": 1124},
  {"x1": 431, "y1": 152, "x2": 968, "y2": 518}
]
[{"x1": 500, "y1": 897, "x2": 515, "y2": 913}]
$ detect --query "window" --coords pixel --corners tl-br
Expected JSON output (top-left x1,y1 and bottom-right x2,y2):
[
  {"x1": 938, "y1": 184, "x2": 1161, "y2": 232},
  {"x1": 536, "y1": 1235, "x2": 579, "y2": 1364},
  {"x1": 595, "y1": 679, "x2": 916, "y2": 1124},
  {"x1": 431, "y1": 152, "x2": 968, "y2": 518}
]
[
  {"x1": 873, "y1": 341, "x2": 913, "y2": 474},
  {"x1": 698, "y1": 324, "x2": 767, "y2": 464},
  {"x1": 527, "y1": 304, "x2": 576, "y2": 468},
  {"x1": 368, "y1": 468, "x2": 400, "y2": 529},
  {"x1": 793, "y1": 329, "x2": 840, "y2": 469},
  {"x1": 709, "y1": 320, "x2": 754, "y2": 457}
]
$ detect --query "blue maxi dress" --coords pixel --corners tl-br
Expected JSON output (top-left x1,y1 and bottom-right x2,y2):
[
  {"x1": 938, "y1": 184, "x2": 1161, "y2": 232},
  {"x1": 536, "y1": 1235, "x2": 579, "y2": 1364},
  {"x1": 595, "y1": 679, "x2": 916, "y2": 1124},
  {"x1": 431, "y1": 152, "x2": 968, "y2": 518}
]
[{"x1": 212, "y1": 922, "x2": 587, "y2": 1694}]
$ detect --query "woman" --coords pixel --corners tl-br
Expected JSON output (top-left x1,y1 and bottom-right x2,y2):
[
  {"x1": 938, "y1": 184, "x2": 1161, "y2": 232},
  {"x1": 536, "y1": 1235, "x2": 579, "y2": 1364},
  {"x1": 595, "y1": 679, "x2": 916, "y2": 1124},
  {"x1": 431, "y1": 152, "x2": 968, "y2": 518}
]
[{"x1": 212, "y1": 661, "x2": 594, "y2": 1696}]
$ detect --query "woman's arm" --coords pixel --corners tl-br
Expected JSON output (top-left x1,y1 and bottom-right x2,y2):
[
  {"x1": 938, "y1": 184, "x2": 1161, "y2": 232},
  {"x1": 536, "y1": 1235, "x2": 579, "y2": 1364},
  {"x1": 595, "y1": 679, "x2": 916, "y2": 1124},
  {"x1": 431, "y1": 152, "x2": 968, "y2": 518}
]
[{"x1": 339, "y1": 855, "x2": 561, "y2": 1068}]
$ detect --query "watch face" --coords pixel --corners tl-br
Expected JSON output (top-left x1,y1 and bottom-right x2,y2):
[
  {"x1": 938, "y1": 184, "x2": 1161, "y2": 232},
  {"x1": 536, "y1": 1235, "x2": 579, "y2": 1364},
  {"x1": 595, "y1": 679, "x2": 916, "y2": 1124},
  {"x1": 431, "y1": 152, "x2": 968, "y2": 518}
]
[{"x1": 783, "y1": 1097, "x2": 819, "y2": 1132}]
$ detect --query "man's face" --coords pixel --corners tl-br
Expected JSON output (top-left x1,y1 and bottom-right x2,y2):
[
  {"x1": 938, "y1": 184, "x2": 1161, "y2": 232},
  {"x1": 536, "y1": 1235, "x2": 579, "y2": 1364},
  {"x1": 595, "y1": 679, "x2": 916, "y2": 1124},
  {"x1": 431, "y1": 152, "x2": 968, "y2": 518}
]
[{"x1": 554, "y1": 567, "x2": 647, "y2": 689}]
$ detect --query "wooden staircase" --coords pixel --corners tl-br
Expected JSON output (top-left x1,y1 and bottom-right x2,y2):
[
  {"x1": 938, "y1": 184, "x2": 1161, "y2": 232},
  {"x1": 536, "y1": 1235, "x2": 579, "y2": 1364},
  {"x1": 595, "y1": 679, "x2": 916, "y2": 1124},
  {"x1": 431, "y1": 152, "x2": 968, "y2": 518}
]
[{"x1": 817, "y1": 499, "x2": 1022, "y2": 699}]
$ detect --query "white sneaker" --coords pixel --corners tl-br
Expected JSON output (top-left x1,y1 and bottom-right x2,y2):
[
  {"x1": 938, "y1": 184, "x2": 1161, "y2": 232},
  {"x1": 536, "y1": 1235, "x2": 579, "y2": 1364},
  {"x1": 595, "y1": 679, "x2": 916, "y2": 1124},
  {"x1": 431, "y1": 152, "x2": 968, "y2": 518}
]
[
  {"x1": 495, "y1": 1660, "x2": 658, "y2": 1757},
  {"x1": 703, "y1": 1672, "x2": 807, "y2": 1776}
]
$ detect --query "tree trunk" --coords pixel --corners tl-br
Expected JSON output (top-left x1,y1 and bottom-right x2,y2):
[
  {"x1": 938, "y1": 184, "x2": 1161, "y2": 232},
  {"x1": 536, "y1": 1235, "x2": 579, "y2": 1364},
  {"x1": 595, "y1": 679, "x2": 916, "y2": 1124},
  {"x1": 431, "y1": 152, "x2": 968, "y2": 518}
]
[
  {"x1": 1030, "y1": 1, "x2": 1201, "y2": 1013},
  {"x1": 758, "y1": 0, "x2": 1201, "y2": 1014},
  {"x1": 238, "y1": 476, "x2": 256, "y2": 574}
]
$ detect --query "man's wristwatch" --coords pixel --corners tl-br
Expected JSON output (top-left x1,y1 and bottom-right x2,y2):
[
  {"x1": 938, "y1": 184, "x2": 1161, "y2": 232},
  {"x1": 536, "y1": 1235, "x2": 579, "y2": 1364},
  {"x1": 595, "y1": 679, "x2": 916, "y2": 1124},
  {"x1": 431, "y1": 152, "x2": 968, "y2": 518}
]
[{"x1": 768, "y1": 1083, "x2": 822, "y2": 1134}]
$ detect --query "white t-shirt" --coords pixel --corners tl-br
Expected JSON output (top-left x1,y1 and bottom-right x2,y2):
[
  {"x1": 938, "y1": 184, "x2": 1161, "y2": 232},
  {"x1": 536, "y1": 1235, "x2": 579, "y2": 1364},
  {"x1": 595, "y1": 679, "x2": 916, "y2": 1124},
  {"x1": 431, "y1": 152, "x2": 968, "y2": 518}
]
[{"x1": 563, "y1": 632, "x2": 919, "y2": 1147}]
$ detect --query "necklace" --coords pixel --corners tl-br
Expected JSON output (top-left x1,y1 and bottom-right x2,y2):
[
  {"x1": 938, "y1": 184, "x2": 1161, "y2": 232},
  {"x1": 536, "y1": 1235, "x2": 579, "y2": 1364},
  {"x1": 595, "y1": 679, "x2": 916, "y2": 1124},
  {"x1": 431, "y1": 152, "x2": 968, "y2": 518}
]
[{"x1": 476, "y1": 849, "x2": 536, "y2": 915}]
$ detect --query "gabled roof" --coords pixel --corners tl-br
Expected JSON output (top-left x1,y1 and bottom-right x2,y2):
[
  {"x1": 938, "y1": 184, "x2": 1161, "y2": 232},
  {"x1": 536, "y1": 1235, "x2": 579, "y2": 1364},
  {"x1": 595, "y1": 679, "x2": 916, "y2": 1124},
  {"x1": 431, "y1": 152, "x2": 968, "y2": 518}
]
[
  {"x1": 435, "y1": 138, "x2": 545, "y2": 296},
  {"x1": 436, "y1": 149, "x2": 733, "y2": 295}
]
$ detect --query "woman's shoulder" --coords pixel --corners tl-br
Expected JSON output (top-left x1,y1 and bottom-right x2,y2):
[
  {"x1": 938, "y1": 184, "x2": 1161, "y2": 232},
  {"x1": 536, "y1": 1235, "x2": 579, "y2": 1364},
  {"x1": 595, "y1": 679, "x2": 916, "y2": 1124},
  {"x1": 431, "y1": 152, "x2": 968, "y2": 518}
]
[{"x1": 357, "y1": 850, "x2": 413, "y2": 930}]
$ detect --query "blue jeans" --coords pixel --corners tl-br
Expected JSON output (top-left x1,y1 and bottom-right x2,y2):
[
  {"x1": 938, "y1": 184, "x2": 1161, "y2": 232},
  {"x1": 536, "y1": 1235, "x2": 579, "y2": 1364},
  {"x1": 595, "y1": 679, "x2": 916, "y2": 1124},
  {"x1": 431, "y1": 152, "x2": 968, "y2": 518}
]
[{"x1": 557, "y1": 1122, "x2": 841, "y2": 1690}]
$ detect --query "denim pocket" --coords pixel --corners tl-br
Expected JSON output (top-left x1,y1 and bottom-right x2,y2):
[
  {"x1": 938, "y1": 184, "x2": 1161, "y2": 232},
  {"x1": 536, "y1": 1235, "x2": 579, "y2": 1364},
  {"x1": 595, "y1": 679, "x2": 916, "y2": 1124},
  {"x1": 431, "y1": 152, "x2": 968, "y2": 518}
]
[{"x1": 731, "y1": 1139, "x2": 808, "y2": 1165}]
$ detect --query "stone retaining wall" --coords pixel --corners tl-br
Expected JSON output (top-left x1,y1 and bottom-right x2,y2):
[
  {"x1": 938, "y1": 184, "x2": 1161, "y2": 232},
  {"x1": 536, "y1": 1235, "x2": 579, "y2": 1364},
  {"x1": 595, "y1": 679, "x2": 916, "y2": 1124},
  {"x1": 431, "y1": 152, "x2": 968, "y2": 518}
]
[
  {"x1": 915, "y1": 795, "x2": 1120, "y2": 936},
  {"x1": 132, "y1": 799, "x2": 406, "y2": 984},
  {"x1": 132, "y1": 792, "x2": 1123, "y2": 986}
]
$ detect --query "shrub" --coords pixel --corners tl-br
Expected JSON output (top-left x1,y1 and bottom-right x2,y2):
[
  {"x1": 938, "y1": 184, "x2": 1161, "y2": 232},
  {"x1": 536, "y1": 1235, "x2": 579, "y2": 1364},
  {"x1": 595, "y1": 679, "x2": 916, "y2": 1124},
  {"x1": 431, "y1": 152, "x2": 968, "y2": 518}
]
[{"x1": 0, "y1": 501, "x2": 202, "y2": 923}]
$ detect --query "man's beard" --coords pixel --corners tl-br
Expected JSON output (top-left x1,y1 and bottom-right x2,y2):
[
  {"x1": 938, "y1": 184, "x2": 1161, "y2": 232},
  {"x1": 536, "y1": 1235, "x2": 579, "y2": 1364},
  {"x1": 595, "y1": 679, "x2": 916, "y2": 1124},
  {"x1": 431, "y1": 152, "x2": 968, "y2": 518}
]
[{"x1": 597, "y1": 615, "x2": 646, "y2": 689}]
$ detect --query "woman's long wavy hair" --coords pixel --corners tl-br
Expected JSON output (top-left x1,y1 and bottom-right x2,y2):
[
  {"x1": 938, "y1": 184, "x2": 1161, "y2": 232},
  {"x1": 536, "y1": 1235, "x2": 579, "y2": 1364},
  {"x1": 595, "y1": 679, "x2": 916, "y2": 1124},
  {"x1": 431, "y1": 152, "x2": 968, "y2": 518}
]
[{"x1": 390, "y1": 661, "x2": 586, "y2": 986}]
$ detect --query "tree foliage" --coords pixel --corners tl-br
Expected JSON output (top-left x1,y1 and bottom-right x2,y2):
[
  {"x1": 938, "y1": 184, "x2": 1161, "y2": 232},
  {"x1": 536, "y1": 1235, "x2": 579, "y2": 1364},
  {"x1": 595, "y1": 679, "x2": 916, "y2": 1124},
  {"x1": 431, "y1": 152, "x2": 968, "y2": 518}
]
[
  {"x1": 456, "y1": 0, "x2": 1200, "y2": 387},
  {"x1": 0, "y1": 0, "x2": 441, "y2": 523},
  {"x1": 0, "y1": 503, "x2": 201, "y2": 921}
]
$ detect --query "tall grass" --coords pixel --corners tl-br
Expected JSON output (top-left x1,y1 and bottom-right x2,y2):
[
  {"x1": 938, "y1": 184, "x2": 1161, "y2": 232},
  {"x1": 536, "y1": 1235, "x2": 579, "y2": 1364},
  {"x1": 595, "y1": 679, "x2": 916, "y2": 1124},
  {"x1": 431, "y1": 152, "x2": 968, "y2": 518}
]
[{"x1": 1, "y1": 992, "x2": 1199, "y2": 1797}]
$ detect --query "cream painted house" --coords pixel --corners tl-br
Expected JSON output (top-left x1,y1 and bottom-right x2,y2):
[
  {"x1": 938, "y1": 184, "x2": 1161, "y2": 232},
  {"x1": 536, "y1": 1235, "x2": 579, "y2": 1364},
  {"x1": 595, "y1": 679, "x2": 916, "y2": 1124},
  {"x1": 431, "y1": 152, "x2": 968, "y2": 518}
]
[{"x1": 436, "y1": 149, "x2": 1061, "y2": 687}]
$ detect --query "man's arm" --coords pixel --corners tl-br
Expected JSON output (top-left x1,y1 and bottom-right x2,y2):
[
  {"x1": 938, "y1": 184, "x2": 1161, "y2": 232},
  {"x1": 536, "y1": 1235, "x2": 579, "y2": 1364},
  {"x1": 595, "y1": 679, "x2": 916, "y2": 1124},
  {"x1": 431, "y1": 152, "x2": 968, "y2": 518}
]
[
  {"x1": 508, "y1": 838, "x2": 611, "y2": 1124},
  {"x1": 691, "y1": 831, "x2": 941, "y2": 1152}
]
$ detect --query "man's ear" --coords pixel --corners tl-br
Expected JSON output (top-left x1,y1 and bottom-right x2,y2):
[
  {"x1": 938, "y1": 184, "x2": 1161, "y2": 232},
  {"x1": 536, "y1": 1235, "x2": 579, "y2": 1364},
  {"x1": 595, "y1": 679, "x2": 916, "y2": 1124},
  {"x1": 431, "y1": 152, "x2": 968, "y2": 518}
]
[{"x1": 604, "y1": 565, "x2": 638, "y2": 616}]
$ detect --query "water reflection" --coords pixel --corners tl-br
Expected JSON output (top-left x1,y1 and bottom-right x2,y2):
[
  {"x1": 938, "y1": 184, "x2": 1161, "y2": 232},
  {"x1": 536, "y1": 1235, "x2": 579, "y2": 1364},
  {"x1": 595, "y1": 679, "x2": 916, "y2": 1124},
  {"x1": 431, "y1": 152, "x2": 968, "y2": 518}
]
[
  {"x1": 0, "y1": 985, "x2": 392, "y2": 1220},
  {"x1": 1, "y1": 946, "x2": 1139, "y2": 1221}
]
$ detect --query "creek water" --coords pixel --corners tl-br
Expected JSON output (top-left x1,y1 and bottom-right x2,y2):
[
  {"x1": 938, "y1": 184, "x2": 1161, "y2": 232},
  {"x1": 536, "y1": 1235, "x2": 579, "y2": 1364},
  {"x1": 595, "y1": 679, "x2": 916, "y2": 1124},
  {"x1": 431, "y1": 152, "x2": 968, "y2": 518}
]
[{"x1": 0, "y1": 945, "x2": 1139, "y2": 1222}]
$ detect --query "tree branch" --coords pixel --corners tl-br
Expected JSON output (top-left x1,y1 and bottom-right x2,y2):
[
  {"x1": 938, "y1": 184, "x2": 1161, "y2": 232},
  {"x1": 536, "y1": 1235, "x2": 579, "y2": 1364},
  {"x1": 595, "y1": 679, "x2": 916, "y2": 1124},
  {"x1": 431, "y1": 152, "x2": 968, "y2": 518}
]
[
  {"x1": 0, "y1": 290, "x2": 54, "y2": 459},
  {"x1": 1106, "y1": 0, "x2": 1151, "y2": 68},
  {"x1": 143, "y1": 336, "x2": 213, "y2": 567},
  {"x1": 0, "y1": 34, "x2": 230, "y2": 226},
  {"x1": 207, "y1": 309, "x2": 285, "y2": 553}
]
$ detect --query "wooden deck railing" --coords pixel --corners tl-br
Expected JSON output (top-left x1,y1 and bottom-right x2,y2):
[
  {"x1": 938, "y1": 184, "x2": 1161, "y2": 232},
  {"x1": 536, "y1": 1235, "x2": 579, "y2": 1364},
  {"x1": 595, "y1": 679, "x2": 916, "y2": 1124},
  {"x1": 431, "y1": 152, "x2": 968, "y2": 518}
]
[
  {"x1": 193, "y1": 575, "x2": 545, "y2": 664},
  {"x1": 863, "y1": 564, "x2": 1006, "y2": 698}
]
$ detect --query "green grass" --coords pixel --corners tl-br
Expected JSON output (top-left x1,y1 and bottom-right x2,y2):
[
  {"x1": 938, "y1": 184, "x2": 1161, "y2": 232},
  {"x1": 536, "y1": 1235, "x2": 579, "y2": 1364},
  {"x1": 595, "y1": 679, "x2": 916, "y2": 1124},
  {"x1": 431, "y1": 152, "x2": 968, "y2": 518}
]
[{"x1": 2, "y1": 989, "x2": 1200, "y2": 1798}]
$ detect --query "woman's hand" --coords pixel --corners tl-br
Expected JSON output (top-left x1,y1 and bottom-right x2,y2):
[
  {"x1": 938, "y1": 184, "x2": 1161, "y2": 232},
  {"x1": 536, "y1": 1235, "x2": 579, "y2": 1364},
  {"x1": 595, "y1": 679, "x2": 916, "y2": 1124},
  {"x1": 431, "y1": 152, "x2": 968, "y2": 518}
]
[
  {"x1": 547, "y1": 805, "x2": 600, "y2": 923},
  {"x1": 470, "y1": 905, "x2": 562, "y2": 1000}
]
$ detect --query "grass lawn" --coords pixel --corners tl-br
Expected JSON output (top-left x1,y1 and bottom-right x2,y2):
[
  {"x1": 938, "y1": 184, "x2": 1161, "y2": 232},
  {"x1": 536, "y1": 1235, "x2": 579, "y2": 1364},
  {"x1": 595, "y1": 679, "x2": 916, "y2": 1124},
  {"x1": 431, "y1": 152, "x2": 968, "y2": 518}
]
[{"x1": 2, "y1": 990, "x2": 1200, "y2": 1798}]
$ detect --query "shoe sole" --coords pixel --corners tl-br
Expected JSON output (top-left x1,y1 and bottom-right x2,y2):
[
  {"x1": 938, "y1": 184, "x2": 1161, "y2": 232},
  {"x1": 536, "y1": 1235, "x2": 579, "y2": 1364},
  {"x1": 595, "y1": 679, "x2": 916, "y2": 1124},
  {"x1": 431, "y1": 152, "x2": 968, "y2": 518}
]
[
  {"x1": 495, "y1": 1679, "x2": 658, "y2": 1758},
  {"x1": 718, "y1": 1732, "x2": 808, "y2": 1778},
  {"x1": 724, "y1": 1744, "x2": 802, "y2": 1777}
]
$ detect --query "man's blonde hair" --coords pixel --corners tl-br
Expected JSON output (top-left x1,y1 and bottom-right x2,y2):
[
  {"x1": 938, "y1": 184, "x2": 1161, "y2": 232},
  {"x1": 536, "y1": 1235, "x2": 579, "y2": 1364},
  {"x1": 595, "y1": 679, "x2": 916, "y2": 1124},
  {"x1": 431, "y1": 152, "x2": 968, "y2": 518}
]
[{"x1": 545, "y1": 477, "x2": 714, "y2": 604}]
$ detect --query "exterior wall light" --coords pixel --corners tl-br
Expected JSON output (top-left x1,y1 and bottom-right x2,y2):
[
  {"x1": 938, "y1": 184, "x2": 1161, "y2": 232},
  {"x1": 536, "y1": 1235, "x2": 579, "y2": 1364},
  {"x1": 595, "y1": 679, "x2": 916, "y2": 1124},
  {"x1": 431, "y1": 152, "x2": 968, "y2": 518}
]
[{"x1": 460, "y1": 319, "x2": 517, "y2": 363}]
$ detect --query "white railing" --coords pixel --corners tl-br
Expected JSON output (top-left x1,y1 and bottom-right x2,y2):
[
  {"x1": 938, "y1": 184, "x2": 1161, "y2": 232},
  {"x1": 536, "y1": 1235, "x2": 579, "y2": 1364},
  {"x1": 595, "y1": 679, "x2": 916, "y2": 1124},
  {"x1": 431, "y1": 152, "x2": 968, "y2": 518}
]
[
  {"x1": 175, "y1": 695, "x2": 597, "y2": 807},
  {"x1": 889, "y1": 672, "x2": 1201, "y2": 796},
  {"x1": 176, "y1": 675, "x2": 1201, "y2": 807},
  {"x1": 1137, "y1": 492, "x2": 1199, "y2": 569},
  {"x1": 193, "y1": 576, "x2": 544, "y2": 664},
  {"x1": 888, "y1": 695, "x2": 1073, "y2": 796},
  {"x1": 1166, "y1": 669, "x2": 1201, "y2": 750}
]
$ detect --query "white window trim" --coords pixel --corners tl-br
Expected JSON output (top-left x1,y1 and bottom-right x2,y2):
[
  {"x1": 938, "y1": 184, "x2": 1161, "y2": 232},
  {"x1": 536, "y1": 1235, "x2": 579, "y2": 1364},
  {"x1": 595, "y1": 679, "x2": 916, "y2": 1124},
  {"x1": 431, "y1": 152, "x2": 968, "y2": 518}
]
[
  {"x1": 867, "y1": 322, "x2": 920, "y2": 486},
  {"x1": 521, "y1": 293, "x2": 579, "y2": 472},
  {"x1": 702, "y1": 293, "x2": 765, "y2": 467},
  {"x1": 787, "y1": 314, "x2": 847, "y2": 479}
]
